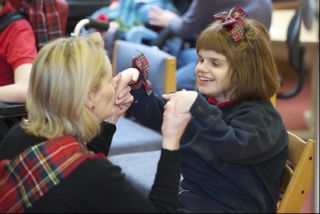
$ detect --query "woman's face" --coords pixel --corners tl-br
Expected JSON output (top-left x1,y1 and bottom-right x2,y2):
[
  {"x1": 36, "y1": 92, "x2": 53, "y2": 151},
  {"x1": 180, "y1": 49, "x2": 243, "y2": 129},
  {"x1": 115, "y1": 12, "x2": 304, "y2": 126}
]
[
  {"x1": 195, "y1": 49, "x2": 235, "y2": 103},
  {"x1": 89, "y1": 70, "x2": 115, "y2": 122}
]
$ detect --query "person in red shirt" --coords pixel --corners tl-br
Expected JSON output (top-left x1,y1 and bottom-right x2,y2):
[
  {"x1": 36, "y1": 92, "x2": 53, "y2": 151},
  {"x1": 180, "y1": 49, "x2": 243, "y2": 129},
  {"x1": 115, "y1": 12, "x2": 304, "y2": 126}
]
[
  {"x1": 0, "y1": 0, "x2": 37, "y2": 103},
  {"x1": 0, "y1": 0, "x2": 37, "y2": 142}
]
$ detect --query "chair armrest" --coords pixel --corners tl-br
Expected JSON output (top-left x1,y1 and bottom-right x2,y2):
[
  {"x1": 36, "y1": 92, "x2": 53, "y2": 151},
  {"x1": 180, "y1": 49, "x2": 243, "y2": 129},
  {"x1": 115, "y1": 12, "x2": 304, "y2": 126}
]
[{"x1": 0, "y1": 102, "x2": 26, "y2": 118}]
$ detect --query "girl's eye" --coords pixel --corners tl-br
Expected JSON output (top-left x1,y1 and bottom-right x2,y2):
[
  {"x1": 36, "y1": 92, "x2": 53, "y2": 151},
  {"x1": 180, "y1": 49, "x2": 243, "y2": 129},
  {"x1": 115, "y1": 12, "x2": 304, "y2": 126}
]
[
  {"x1": 210, "y1": 60, "x2": 220, "y2": 67},
  {"x1": 198, "y1": 57, "x2": 204, "y2": 63},
  {"x1": 210, "y1": 61, "x2": 218, "y2": 66}
]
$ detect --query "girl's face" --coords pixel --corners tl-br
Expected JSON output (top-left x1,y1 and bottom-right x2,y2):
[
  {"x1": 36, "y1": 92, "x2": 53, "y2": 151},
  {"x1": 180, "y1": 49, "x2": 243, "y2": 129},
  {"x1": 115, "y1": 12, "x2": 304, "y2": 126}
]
[
  {"x1": 89, "y1": 70, "x2": 115, "y2": 122},
  {"x1": 195, "y1": 49, "x2": 235, "y2": 103}
]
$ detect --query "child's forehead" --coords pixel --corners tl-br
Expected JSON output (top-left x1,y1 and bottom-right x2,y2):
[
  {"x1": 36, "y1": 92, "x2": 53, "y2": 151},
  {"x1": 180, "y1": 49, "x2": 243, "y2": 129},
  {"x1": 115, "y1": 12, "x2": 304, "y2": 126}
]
[{"x1": 198, "y1": 49, "x2": 226, "y2": 59}]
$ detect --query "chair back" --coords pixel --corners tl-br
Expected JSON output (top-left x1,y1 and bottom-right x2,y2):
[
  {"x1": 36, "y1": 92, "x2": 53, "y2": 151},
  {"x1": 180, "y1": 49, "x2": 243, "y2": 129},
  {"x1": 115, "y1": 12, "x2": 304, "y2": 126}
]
[
  {"x1": 270, "y1": 94, "x2": 277, "y2": 106},
  {"x1": 277, "y1": 131, "x2": 315, "y2": 213},
  {"x1": 112, "y1": 40, "x2": 176, "y2": 95}
]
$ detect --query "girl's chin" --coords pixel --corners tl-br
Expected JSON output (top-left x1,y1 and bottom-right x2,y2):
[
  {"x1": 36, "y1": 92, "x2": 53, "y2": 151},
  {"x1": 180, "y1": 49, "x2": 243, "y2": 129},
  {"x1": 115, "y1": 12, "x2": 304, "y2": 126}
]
[
  {"x1": 197, "y1": 87, "x2": 210, "y2": 96},
  {"x1": 197, "y1": 86, "x2": 217, "y2": 97}
]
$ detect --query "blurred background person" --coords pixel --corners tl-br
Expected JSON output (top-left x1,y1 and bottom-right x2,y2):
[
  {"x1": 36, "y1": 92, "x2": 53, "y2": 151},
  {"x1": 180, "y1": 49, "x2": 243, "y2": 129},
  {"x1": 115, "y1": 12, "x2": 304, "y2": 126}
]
[{"x1": 0, "y1": 0, "x2": 37, "y2": 141}]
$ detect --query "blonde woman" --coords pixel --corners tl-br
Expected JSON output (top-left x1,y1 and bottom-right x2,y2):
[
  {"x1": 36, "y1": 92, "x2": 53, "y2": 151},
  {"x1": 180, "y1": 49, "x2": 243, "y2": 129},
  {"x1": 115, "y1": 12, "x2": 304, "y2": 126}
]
[{"x1": 0, "y1": 33, "x2": 191, "y2": 212}]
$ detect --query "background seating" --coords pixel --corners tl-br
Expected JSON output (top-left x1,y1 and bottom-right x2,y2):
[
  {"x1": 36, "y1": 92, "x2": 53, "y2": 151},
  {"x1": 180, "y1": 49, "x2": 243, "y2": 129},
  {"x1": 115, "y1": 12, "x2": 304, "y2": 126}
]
[
  {"x1": 109, "y1": 117, "x2": 162, "y2": 156},
  {"x1": 109, "y1": 150, "x2": 161, "y2": 197},
  {"x1": 0, "y1": 0, "x2": 70, "y2": 141},
  {"x1": 9, "y1": 0, "x2": 69, "y2": 36},
  {"x1": 270, "y1": 0, "x2": 318, "y2": 140},
  {"x1": 109, "y1": 40, "x2": 177, "y2": 156},
  {"x1": 277, "y1": 131, "x2": 315, "y2": 213},
  {"x1": 112, "y1": 40, "x2": 176, "y2": 96}
]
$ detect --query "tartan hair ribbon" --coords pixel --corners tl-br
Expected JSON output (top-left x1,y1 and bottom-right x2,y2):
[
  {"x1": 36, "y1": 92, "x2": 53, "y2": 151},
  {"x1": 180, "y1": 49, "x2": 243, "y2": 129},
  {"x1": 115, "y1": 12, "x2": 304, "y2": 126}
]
[
  {"x1": 212, "y1": 6, "x2": 249, "y2": 42},
  {"x1": 131, "y1": 53, "x2": 153, "y2": 96}
]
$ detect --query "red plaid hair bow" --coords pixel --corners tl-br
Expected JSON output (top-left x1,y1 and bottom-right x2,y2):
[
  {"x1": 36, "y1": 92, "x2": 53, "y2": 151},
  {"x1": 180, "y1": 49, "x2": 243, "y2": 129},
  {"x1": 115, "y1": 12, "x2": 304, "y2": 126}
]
[
  {"x1": 131, "y1": 53, "x2": 152, "y2": 95},
  {"x1": 212, "y1": 6, "x2": 249, "y2": 42}
]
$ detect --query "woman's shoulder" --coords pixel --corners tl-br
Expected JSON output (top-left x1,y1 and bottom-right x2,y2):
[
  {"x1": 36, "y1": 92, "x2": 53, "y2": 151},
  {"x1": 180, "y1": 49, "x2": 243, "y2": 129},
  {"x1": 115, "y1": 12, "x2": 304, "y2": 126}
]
[{"x1": 0, "y1": 122, "x2": 45, "y2": 159}]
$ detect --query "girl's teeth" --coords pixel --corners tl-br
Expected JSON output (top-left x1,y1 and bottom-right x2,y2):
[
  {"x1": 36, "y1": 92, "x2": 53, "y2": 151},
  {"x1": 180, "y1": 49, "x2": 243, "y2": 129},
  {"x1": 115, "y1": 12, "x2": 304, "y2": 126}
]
[{"x1": 199, "y1": 76, "x2": 213, "y2": 81}]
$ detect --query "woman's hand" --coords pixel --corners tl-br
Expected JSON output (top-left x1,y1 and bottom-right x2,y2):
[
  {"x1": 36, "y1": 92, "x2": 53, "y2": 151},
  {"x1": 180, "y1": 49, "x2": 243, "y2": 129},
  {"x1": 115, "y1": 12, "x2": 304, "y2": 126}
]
[
  {"x1": 162, "y1": 90, "x2": 198, "y2": 114},
  {"x1": 161, "y1": 92, "x2": 196, "y2": 151}
]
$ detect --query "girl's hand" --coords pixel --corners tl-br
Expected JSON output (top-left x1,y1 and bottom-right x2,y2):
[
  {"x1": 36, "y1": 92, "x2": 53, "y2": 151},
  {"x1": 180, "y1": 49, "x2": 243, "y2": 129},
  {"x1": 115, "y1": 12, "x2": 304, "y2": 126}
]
[{"x1": 162, "y1": 90, "x2": 198, "y2": 114}]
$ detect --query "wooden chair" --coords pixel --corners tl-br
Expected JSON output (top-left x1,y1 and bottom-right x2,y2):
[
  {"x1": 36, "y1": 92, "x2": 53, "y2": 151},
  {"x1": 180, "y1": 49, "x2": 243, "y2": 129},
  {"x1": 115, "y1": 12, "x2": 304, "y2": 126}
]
[
  {"x1": 277, "y1": 131, "x2": 315, "y2": 213},
  {"x1": 271, "y1": 94, "x2": 277, "y2": 106},
  {"x1": 112, "y1": 40, "x2": 176, "y2": 96}
]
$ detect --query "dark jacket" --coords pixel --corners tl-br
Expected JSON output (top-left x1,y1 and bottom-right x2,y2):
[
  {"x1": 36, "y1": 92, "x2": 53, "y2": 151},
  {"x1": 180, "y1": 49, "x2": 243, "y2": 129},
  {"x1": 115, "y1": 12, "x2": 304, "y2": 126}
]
[
  {"x1": 0, "y1": 122, "x2": 180, "y2": 213},
  {"x1": 129, "y1": 88, "x2": 288, "y2": 213}
]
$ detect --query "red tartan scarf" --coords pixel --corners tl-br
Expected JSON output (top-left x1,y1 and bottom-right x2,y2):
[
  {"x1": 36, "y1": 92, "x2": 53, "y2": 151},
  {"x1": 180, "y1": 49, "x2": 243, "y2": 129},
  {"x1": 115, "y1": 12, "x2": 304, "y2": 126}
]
[
  {"x1": 0, "y1": 135, "x2": 95, "y2": 213},
  {"x1": 21, "y1": 0, "x2": 62, "y2": 49},
  {"x1": 131, "y1": 53, "x2": 153, "y2": 95}
]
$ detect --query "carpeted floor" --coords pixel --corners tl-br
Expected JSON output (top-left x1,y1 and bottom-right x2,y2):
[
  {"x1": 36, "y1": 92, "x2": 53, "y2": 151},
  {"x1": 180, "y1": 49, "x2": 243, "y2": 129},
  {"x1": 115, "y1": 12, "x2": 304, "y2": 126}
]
[{"x1": 276, "y1": 75, "x2": 311, "y2": 131}]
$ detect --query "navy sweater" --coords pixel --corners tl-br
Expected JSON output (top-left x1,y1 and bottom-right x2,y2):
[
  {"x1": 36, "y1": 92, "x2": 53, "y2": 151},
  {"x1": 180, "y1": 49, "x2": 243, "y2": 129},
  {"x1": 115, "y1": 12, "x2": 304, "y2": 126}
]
[{"x1": 129, "y1": 89, "x2": 288, "y2": 213}]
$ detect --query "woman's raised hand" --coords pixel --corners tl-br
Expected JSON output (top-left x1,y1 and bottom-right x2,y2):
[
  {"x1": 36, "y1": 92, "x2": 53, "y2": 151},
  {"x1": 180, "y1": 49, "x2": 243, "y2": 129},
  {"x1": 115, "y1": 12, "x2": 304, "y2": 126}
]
[
  {"x1": 161, "y1": 91, "x2": 197, "y2": 150},
  {"x1": 162, "y1": 90, "x2": 198, "y2": 115}
]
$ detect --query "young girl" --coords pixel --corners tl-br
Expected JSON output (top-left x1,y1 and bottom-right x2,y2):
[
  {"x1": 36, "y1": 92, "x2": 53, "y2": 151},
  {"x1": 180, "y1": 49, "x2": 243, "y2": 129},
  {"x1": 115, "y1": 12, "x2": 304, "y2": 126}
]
[{"x1": 118, "y1": 6, "x2": 288, "y2": 213}]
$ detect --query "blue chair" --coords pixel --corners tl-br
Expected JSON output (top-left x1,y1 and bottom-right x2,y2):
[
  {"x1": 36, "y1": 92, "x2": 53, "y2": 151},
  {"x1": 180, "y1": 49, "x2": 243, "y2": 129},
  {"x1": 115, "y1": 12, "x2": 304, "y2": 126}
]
[
  {"x1": 109, "y1": 117, "x2": 162, "y2": 156},
  {"x1": 110, "y1": 40, "x2": 177, "y2": 156},
  {"x1": 109, "y1": 150, "x2": 161, "y2": 196},
  {"x1": 112, "y1": 40, "x2": 176, "y2": 96}
]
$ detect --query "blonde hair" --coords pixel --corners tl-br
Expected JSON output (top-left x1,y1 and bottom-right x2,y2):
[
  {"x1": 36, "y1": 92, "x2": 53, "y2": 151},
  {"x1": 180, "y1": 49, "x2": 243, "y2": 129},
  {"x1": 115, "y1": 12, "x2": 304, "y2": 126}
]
[
  {"x1": 24, "y1": 33, "x2": 111, "y2": 143},
  {"x1": 196, "y1": 18, "x2": 279, "y2": 101}
]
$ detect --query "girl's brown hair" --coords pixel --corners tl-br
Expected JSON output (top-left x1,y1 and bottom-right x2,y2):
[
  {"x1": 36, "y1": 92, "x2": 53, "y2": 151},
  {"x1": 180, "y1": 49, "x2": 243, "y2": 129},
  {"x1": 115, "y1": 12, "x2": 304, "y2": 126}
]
[{"x1": 196, "y1": 18, "x2": 279, "y2": 101}]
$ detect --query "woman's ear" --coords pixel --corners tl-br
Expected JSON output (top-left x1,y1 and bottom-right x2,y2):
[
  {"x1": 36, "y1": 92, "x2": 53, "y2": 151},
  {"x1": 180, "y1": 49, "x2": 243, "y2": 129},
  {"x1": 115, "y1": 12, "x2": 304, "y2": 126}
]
[{"x1": 85, "y1": 92, "x2": 95, "y2": 110}]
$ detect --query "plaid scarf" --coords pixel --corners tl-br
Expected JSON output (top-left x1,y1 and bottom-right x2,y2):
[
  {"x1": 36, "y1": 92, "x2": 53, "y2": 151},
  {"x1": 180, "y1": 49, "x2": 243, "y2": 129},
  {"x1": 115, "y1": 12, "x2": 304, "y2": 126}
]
[
  {"x1": 21, "y1": 0, "x2": 62, "y2": 49},
  {"x1": 131, "y1": 53, "x2": 153, "y2": 95},
  {"x1": 0, "y1": 135, "x2": 93, "y2": 213}
]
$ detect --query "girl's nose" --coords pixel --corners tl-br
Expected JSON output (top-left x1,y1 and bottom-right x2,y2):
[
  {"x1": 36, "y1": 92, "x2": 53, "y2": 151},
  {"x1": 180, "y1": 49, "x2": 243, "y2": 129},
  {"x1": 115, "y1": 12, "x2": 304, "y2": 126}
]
[{"x1": 196, "y1": 63, "x2": 208, "y2": 74}]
